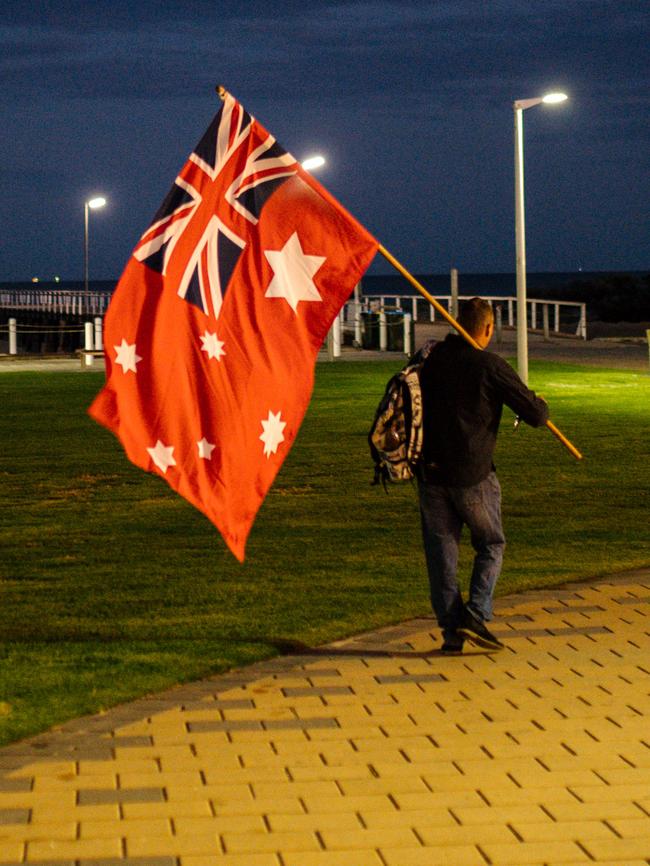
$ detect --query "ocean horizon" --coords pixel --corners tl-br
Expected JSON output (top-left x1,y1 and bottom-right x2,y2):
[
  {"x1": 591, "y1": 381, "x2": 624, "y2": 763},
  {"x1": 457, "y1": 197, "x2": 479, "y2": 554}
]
[
  {"x1": 2, "y1": 269, "x2": 647, "y2": 299},
  {"x1": 362, "y1": 270, "x2": 649, "y2": 298}
]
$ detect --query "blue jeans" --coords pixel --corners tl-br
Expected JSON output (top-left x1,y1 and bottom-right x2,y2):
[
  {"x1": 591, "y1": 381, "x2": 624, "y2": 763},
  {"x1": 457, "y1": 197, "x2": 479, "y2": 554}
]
[{"x1": 418, "y1": 471, "x2": 505, "y2": 641}]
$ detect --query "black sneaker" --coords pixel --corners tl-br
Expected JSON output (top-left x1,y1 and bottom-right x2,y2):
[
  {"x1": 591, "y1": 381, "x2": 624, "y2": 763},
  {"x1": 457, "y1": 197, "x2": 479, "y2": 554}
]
[
  {"x1": 440, "y1": 641, "x2": 464, "y2": 656},
  {"x1": 440, "y1": 630, "x2": 464, "y2": 655},
  {"x1": 457, "y1": 609, "x2": 504, "y2": 651}
]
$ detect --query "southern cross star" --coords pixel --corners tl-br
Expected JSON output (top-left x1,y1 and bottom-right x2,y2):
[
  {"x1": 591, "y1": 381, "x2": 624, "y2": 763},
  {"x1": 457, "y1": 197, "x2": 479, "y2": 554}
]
[
  {"x1": 114, "y1": 338, "x2": 142, "y2": 373},
  {"x1": 146, "y1": 440, "x2": 176, "y2": 473},
  {"x1": 259, "y1": 410, "x2": 286, "y2": 458},
  {"x1": 264, "y1": 231, "x2": 325, "y2": 314},
  {"x1": 197, "y1": 437, "x2": 216, "y2": 460},
  {"x1": 200, "y1": 331, "x2": 226, "y2": 361}
]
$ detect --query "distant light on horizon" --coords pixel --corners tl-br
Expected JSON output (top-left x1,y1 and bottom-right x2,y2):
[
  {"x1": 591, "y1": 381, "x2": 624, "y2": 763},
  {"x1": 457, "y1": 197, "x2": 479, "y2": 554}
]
[
  {"x1": 301, "y1": 155, "x2": 325, "y2": 171},
  {"x1": 542, "y1": 92, "x2": 568, "y2": 104},
  {"x1": 87, "y1": 196, "x2": 107, "y2": 209},
  {"x1": 31, "y1": 277, "x2": 39, "y2": 283}
]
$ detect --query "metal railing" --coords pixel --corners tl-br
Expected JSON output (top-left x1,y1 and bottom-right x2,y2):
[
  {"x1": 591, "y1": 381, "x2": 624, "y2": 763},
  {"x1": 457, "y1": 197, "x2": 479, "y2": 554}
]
[
  {"x1": 0, "y1": 287, "x2": 112, "y2": 316},
  {"x1": 0, "y1": 289, "x2": 588, "y2": 361},
  {"x1": 0, "y1": 317, "x2": 103, "y2": 359},
  {"x1": 357, "y1": 294, "x2": 587, "y2": 339}
]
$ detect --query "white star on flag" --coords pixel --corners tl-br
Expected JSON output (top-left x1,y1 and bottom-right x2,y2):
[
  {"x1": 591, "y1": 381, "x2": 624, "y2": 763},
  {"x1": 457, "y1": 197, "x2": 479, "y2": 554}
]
[
  {"x1": 200, "y1": 331, "x2": 226, "y2": 361},
  {"x1": 259, "y1": 410, "x2": 286, "y2": 458},
  {"x1": 114, "y1": 338, "x2": 142, "y2": 373},
  {"x1": 197, "y1": 437, "x2": 216, "y2": 460},
  {"x1": 264, "y1": 231, "x2": 325, "y2": 313},
  {"x1": 147, "y1": 440, "x2": 176, "y2": 473}
]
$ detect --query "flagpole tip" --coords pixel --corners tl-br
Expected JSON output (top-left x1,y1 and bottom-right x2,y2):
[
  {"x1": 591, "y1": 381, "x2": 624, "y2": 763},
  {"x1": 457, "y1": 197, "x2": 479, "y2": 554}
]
[{"x1": 216, "y1": 85, "x2": 227, "y2": 101}]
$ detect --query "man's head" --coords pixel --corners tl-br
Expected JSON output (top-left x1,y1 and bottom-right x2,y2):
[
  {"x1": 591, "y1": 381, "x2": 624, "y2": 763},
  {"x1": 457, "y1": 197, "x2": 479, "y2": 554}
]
[{"x1": 458, "y1": 297, "x2": 494, "y2": 349}]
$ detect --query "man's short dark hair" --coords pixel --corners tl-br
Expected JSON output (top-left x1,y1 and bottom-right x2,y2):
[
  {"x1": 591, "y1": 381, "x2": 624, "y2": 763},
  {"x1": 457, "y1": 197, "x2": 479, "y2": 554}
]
[{"x1": 458, "y1": 297, "x2": 493, "y2": 336}]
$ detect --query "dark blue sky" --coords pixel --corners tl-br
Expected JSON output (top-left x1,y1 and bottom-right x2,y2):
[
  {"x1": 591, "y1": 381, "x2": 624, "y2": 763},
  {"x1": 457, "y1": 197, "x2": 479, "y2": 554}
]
[{"x1": 2, "y1": 0, "x2": 648, "y2": 281}]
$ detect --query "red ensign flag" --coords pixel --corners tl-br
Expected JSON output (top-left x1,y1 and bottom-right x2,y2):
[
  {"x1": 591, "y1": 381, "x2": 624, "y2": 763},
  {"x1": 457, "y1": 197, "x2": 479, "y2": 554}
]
[{"x1": 89, "y1": 90, "x2": 378, "y2": 561}]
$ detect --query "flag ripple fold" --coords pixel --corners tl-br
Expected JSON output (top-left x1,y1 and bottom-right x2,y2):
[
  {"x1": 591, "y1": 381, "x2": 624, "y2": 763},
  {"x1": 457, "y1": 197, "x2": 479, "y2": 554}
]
[{"x1": 89, "y1": 91, "x2": 378, "y2": 561}]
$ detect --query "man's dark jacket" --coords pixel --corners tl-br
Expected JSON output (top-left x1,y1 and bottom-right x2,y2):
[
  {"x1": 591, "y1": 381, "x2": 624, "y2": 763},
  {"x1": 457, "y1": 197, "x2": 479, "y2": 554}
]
[{"x1": 419, "y1": 334, "x2": 549, "y2": 487}]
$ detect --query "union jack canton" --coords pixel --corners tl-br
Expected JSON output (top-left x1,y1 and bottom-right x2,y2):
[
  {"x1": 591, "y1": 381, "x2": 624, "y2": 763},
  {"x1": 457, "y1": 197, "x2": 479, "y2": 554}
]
[{"x1": 133, "y1": 93, "x2": 298, "y2": 320}]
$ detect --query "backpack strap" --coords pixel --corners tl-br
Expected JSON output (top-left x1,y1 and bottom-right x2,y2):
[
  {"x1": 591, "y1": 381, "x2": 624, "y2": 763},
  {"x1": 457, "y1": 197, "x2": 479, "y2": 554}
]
[{"x1": 403, "y1": 366, "x2": 424, "y2": 469}]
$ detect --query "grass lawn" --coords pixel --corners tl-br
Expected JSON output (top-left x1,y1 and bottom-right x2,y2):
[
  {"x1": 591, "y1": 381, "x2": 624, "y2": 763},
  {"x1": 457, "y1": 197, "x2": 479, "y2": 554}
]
[{"x1": 1, "y1": 359, "x2": 649, "y2": 746}]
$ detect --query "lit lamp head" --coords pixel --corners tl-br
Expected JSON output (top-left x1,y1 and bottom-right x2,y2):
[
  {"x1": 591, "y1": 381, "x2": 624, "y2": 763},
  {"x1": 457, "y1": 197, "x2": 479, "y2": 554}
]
[
  {"x1": 301, "y1": 155, "x2": 326, "y2": 172},
  {"x1": 87, "y1": 196, "x2": 107, "y2": 210},
  {"x1": 514, "y1": 92, "x2": 569, "y2": 111},
  {"x1": 542, "y1": 92, "x2": 568, "y2": 105}
]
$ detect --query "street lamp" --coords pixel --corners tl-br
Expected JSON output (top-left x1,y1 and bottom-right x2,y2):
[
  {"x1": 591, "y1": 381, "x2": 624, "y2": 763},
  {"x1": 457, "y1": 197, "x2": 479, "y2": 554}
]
[
  {"x1": 84, "y1": 196, "x2": 107, "y2": 293},
  {"x1": 514, "y1": 92, "x2": 567, "y2": 384}
]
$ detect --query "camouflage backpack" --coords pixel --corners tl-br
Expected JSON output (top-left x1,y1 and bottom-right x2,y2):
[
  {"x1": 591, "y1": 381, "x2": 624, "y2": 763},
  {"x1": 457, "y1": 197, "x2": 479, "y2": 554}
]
[{"x1": 368, "y1": 340, "x2": 436, "y2": 488}]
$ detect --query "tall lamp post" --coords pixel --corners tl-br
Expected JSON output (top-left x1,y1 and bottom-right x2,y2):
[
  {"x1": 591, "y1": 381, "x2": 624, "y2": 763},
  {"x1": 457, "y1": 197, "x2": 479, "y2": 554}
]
[
  {"x1": 300, "y1": 156, "x2": 343, "y2": 359},
  {"x1": 514, "y1": 92, "x2": 567, "y2": 384},
  {"x1": 84, "y1": 196, "x2": 107, "y2": 293}
]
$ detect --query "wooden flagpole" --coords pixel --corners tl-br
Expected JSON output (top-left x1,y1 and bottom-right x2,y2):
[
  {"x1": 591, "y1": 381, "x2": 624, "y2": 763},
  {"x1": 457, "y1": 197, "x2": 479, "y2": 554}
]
[{"x1": 378, "y1": 244, "x2": 583, "y2": 461}]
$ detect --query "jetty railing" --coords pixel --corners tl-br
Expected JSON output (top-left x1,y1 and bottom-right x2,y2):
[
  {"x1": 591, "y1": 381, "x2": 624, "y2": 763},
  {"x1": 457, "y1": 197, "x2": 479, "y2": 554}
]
[
  {"x1": 0, "y1": 287, "x2": 112, "y2": 316},
  {"x1": 0, "y1": 287, "x2": 587, "y2": 359},
  {"x1": 357, "y1": 294, "x2": 587, "y2": 340},
  {"x1": 0, "y1": 287, "x2": 586, "y2": 340}
]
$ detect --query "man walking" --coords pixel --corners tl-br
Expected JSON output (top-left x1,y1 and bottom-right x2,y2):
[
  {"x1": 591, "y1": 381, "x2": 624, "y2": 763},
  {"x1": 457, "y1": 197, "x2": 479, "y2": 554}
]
[{"x1": 418, "y1": 297, "x2": 548, "y2": 654}]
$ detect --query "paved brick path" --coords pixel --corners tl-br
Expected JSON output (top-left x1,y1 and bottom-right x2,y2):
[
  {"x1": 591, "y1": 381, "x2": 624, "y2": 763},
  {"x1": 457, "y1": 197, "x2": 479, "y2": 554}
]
[{"x1": 1, "y1": 569, "x2": 649, "y2": 865}]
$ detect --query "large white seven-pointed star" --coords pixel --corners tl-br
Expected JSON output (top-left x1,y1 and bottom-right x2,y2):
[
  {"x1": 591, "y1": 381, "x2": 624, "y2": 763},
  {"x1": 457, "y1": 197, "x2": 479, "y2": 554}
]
[
  {"x1": 114, "y1": 338, "x2": 142, "y2": 373},
  {"x1": 197, "y1": 437, "x2": 216, "y2": 460},
  {"x1": 259, "y1": 410, "x2": 286, "y2": 458},
  {"x1": 200, "y1": 331, "x2": 226, "y2": 361},
  {"x1": 264, "y1": 231, "x2": 325, "y2": 314},
  {"x1": 147, "y1": 440, "x2": 176, "y2": 473}
]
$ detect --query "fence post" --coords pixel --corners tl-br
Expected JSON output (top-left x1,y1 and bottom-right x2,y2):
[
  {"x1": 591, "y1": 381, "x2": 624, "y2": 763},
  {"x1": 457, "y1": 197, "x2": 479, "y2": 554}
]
[
  {"x1": 379, "y1": 309, "x2": 387, "y2": 351},
  {"x1": 332, "y1": 312, "x2": 341, "y2": 358},
  {"x1": 403, "y1": 312, "x2": 412, "y2": 356},
  {"x1": 495, "y1": 306, "x2": 503, "y2": 345},
  {"x1": 84, "y1": 321, "x2": 94, "y2": 366},
  {"x1": 508, "y1": 298, "x2": 514, "y2": 326},
  {"x1": 354, "y1": 298, "x2": 362, "y2": 347},
  {"x1": 412, "y1": 297, "x2": 417, "y2": 322},
  {"x1": 577, "y1": 304, "x2": 587, "y2": 340},
  {"x1": 554, "y1": 303, "x2": 560, "y2": 333},
  {"x1": 94, "y1": 316, "x2": 103, "y2": 351},
  {"x1": 9, "y1": 318, "x2": 17, "y2": 355},
  {"x1": 450, "y1": 268, "x2": 459, "y2": 319},
  {"x1": 543, "y1": 304, "x2": 550, "y2": 341},
  {"x1": 353, "y1": 307, "x2": 361, "y2": 347}
]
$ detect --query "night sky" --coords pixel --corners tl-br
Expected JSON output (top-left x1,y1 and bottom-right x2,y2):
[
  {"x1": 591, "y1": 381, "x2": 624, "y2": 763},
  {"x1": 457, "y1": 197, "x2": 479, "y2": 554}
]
[{"x1": 2, "y1": 0, "x2": 648, "y2": 283}]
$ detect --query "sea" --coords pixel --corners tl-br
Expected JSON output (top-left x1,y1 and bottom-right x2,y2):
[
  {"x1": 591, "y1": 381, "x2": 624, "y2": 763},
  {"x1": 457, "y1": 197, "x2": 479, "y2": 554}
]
[
  {"x1": 361, "y1": 270, "x2": 647, "y2": 298},
  {"x1": 2, "y1": 270, "x2": 646, "y2": 299}
]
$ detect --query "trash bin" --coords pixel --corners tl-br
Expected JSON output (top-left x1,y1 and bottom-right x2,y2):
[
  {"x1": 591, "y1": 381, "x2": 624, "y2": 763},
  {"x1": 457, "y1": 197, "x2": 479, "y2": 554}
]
[
  {"x1": 386, "y1": 310, "x2": 415, "y2": 353},
  {"x1": 361, "y1": 311, "x2": 379, "y2": 349},
  {"x1": 386, "y1": 310, "x2": 404, "y2": 351}
]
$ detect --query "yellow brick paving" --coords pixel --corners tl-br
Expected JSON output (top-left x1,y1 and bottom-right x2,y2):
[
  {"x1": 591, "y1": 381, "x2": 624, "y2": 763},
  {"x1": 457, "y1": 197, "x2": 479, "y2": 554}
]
[{"x1": 0, "y1": 569, "x2": 649, "y2": 866}]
